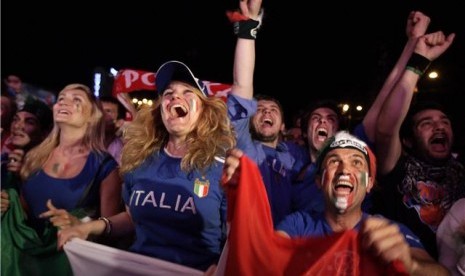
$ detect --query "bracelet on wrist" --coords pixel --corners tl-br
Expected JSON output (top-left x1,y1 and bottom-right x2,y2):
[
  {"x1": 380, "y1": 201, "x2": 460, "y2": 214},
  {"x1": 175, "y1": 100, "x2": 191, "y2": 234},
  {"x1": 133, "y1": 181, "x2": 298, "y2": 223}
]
[
  {"x1": 234, "y1": 19, "x2": 260, "y2": 39},
  {"x1": 226, "y1": 9, "x2": 264, "y2": 40},
  {"x1": 406, "y1": 53, "x2": 431, "y2": 77},
  {"x1": 405, "y1": 66, "x2": 424, "y2": 76},
  {"x1": 98, "y1": 217, "x2": 112, "y2": 236}
]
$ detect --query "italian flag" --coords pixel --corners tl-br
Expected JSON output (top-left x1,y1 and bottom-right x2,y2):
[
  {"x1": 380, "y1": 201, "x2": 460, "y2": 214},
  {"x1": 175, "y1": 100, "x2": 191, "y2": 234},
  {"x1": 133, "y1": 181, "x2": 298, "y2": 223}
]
[{"x1": 194, "y1": 183, "x2": 209, "y2": 198}]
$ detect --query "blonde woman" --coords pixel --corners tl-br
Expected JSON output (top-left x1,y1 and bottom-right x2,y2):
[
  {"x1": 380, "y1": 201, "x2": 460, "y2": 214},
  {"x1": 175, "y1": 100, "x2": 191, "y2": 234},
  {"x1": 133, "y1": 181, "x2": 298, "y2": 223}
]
[
  {"x1": 2, "y1": 84, "x2": 122, "y2": 275},
  {"x1": 58, "y1": 63, "x2": 236, "y2": 272}
]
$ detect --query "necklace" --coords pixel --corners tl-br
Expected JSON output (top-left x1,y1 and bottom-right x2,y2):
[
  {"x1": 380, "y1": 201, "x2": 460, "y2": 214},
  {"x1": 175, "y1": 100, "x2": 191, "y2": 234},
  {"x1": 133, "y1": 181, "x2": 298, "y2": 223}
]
[{"x1": 164, "y1": 147, "x2": 183, "y2": 158}]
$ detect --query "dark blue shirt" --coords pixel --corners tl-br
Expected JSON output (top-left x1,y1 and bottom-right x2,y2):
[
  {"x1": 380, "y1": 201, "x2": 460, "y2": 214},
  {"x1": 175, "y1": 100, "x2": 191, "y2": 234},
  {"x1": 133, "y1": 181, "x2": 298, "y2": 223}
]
[
  {"x1": 122, "y1": 149, "x2": 227, "y2": 271},
  {"x1": 277, "y1": 212, "x2": 424, "y2": 249}
]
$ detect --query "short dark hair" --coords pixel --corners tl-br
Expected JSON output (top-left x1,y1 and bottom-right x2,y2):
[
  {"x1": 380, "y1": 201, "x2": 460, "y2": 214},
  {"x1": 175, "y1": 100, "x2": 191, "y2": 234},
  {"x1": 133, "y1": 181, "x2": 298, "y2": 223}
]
[
  {"x1": 254, "y1": 94, "x2": 285, "y2": 118},
  {"x1": 20, "y1": 97, "x2": 53, "y2": 131},
  {"x1": 98, "y1": 96, "x2": 126, "y2": 120},
  {"x1": 400, "y1": 101, "x2": 450, "y2": 140},
  {"x1": 300, "y1": 99, "x2": 343, "y2": 135}
]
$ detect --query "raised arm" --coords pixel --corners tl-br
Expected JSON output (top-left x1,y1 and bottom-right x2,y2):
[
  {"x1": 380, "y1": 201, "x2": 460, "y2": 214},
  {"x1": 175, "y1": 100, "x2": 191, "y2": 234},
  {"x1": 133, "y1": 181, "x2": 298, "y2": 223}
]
[
  {"x1": 362, "y1": 11, "x2": 430, "y2": 144},
  {"x1": 230, "y1": 0, "x2": 262, "y2": 100},
  {"x1": 375, "y1": 30, "x2": 455, "y2": 175}
]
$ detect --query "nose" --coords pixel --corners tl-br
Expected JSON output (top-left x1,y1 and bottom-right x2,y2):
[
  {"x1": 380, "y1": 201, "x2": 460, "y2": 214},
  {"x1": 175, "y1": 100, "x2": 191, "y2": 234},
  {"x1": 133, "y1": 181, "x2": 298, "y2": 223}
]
[
  {"x1": 13, "y1": 119, "x2": 25, "y2": 130},
  {"x1": 262, "y1": 108, "x2": 271, "y2": 114},
  {"x1": 433, "y1": 120, "x2": 446, "y2": 131},
  {"x1": 337, "y1": 160, "x2": 350, "y2": 174},
  {"x1": 170, "y1": 91, "x2": 183, "y2": 100}
]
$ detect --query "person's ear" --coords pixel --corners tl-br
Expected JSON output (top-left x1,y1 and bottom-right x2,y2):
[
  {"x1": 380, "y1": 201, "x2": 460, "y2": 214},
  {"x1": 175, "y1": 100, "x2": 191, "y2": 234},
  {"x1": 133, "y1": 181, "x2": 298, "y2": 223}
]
[
  {"x1": 366, "y1": 175, "x2": 374, "y2": 193},
  {"x1": 402, "y1": 137, "x2": 413, "y2": 149}
]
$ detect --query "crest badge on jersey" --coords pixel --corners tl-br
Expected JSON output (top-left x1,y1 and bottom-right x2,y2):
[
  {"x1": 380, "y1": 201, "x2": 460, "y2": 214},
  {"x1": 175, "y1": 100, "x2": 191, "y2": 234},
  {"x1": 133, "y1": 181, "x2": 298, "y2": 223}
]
[{"x1": 194, "y1": 178, "x2": 210, "y2": 198}]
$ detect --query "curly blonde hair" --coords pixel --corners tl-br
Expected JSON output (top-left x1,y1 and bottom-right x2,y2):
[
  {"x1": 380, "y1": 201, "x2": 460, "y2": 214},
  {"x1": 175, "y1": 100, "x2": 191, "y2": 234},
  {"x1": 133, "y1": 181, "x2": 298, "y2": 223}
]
[
  {"x1": 121, "y1": 89, "x2": 235, "y2": 174},
  {"x1": 20, "y1": 83, "x2": 106, "y2": 180}
]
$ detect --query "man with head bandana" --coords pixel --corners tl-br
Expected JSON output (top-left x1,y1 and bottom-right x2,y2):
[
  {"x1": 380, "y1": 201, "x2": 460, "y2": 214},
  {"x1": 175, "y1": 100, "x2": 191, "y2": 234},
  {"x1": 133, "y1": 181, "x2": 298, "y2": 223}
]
[{"x1": 274, "y1": 131, "x2": 448, "y2": 275}]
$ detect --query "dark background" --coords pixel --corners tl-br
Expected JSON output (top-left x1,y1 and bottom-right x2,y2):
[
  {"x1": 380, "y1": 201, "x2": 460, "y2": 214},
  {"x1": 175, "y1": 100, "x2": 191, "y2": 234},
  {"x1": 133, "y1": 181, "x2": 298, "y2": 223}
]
[{"x1": 2, "y1": 0, "x2": 464, "y2": 145}]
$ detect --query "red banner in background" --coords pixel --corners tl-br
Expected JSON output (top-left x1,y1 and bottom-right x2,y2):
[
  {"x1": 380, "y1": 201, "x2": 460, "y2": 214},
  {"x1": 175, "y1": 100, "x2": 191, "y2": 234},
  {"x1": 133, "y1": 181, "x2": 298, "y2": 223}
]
[
  {"x1": 112, "y1": 69, "x2": 156, "y2": 95},
  {"x1": 112, "y1": 69, "x2": 232, "y2": 102}
]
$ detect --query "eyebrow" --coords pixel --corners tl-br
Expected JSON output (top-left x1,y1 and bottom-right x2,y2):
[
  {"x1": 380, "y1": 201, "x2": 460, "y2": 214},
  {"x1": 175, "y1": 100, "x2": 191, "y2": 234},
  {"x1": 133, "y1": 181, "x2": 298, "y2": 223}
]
[
  {"x1": 326, "y1": 152, "x2": 367, "y2": 162},
  {"x1": 415, "y1": 114, "x2": 450, "y2": 126}
]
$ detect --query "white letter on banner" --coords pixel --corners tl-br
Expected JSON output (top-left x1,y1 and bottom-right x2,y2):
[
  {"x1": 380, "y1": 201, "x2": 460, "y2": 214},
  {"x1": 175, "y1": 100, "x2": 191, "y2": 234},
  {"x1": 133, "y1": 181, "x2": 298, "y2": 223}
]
[
  {"x1": 141, "y1": 73, "x2": 155, "y2": 86},
  {"x1": 122, "y1": 70, "x2": 139, "y2": 89}
]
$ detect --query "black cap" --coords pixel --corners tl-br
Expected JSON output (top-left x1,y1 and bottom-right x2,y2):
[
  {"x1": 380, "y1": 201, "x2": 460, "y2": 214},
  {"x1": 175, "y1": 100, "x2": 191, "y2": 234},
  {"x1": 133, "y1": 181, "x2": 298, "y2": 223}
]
[
  {"x1": 155, "y1": 61, "x2": 207, "y2": 96},
  {"x1": 20, "y1": 97, "x2": 53, "y2": 130}
]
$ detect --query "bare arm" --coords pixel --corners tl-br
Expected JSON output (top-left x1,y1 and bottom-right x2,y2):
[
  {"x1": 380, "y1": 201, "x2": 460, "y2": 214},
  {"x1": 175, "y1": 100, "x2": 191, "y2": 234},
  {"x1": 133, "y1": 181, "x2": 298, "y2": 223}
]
[
  {"x1": 99, "y1": 168, "x2": 123, "y2": 217},
  {"x1": 57, "y1": 207, "x2": 134, "y2": 250},
  {"x1": 362, "y1": 11, "x2": 430, "y2": 144},
  {"x1": 231, "y1": 0, "x2": 262, "y2": 100}
]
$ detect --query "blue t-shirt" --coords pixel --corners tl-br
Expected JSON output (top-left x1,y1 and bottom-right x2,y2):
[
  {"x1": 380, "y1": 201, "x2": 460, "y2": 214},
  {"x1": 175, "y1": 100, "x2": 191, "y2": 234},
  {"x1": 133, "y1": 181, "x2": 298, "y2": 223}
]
[
  {"x1": 277, "y1": 212, "x2": 424, "y2": 249},
  {"x1": 122, "y1": 149, "x2": 227, "y2": 271},
  {"x1": 227, "y1": 94, "x2": 307, "y2": 226},
  {"x1": 21, "y1": 152, "x2": 117, "y2": 233}
]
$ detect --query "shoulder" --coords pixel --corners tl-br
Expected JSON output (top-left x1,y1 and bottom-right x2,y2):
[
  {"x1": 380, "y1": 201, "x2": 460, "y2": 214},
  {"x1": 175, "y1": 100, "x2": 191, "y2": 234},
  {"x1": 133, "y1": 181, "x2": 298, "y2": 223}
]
[
  {"x1": 89, "y1": 151, "x2": 118, "y2": 174},
  {"x1": 276, "y1": 211, "x2": 316, "y2": 236}
]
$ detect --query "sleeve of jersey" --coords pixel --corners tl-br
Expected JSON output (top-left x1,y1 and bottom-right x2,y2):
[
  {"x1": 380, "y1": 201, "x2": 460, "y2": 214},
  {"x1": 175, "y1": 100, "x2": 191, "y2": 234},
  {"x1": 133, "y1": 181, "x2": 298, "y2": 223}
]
[{"x1": 222, "y1": 155, "x2": 409, "y2": 276}]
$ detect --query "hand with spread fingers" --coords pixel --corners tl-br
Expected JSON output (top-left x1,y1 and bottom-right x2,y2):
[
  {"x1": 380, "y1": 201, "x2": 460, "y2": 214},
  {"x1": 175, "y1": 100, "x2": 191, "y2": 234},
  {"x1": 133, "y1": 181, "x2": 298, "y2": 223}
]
[{"x1": 39, "y1": 199, "x2": 81, "y2": 230}]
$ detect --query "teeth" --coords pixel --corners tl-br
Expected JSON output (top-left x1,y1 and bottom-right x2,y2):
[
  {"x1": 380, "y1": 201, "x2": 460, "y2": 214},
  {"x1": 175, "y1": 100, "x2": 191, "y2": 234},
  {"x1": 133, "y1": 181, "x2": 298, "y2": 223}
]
[
  {"x1": 335, "y1": 175, "x2": 353, "y2": 189},
  {"x1": 262, "y1": 118, "x2": 273, "y2": 126},
  {"x1": 171, "y1": 104, "x2": 186, "y2": 111},
  {"x1": 336, "y1": 181, "x2": 353, "y2": 187},
  {"x1": 169, "y1": 104, "x2": 188, "y2": 117}
]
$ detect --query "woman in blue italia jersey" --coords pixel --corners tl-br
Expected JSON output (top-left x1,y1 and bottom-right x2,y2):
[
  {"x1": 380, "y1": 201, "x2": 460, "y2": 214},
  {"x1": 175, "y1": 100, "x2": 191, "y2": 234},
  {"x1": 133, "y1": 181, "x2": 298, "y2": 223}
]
[{"x1": 57, "y1": 61, "x2": 236, "y2": 272}]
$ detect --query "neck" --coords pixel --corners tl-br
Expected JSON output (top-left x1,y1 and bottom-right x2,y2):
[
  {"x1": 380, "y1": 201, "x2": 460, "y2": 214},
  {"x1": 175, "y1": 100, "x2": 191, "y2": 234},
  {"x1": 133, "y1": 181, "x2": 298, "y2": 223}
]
[
  {"x1": 310, "y1": 148, "x2": 319, "y2": 163},
  {"x1": 58, "y1": 124, "x2": 87, "y2": 141},
  {"x1": 57, "y1": 137, "x2": 86, "y2": 155},
  {"x1": 262, "y1": 140, "x2": 278, "y2": 149},
  {"x1": 325, "y1": 208, "x2": 363, "y2": 232},
  {"x1": 165, "y1": 139, "x2": 188, "y2": 158}
]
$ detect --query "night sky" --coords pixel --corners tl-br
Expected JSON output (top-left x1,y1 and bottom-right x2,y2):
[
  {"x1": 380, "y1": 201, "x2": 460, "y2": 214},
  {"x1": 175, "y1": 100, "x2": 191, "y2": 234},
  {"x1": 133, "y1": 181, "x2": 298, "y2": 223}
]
[{"x1": 3, "y1": 1, "x2": 464, "y2": 130}]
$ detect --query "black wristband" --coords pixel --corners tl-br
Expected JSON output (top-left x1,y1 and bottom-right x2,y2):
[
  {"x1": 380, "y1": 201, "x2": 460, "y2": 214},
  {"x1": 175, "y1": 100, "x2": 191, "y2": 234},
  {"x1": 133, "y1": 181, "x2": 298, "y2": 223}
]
[
  {"x1": 234, "y1": 19, "x2": 260, "y2": 39},
  {"x1": 406, "y1": 53, "x2": 431, "y2": 76}
]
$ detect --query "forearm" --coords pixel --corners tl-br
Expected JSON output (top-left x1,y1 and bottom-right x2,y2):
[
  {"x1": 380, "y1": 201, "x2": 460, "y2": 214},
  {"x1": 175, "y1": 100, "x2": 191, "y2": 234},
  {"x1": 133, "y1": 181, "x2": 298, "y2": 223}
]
[
  {"x1": 363, "y1": 37, "x2": 417, "y2": 142},
  {"x1": 375, "y1": 70, "x2": 419, "y2": 174},
  {"x1": 106, "y1": 211, "x2": 134, "y2": 238},
  {"x1": 409, "y1": 248, "x2": 450, "y2": 276},
  {"x1": 232, "y1": 38, "x2": 255, "y2": 99},
  {"x1": 100, "y1": 169, "x2": 124, "y2": 217}
]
